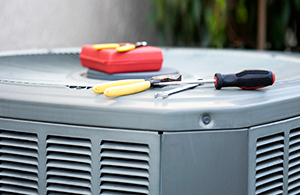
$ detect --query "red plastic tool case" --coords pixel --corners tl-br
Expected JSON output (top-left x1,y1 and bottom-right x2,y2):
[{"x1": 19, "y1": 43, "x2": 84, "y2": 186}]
[{"x1": 79, "y1": 45, "x2": 163, "y2": 74}]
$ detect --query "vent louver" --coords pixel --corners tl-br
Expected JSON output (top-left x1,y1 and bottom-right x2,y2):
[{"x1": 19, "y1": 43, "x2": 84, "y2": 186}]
[
  {"x1": 0, "y1": 130, "x2": 39, "y2": 195},
  {"x1": 288, "y1": 128, "x2": 300, "y2": 194},
  {"x1": 255, "y1": 133, "x2": 284, "y2": 195},
  {"x1": 46, "y1": 135, "x2": 92, "y2": 195},
  {"x1": 100, "y1": 141, "x2": 150, "y2": 195}
]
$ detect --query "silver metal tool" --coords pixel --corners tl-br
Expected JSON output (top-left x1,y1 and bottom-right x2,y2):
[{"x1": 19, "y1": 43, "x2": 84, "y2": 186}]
[
  {"x1": 154, "y1": 83, "x2": 200, "y2": 99},
  {"x1": 135, "y1": 41, "x2": 147, "y2": 47},
  {"x1": 153, "y1": 79, "x2": 215, "y2": 86}
]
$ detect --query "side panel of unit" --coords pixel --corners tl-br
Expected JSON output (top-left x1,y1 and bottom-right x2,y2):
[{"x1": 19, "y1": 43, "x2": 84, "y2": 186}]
[
  {"x1": 161, "y1": 129, "x2": 248, "y2": 195},
  {"x1": 0, "y1": 117, "x2": 160, "y2": 195},
  {"x1": 248, "y1": 116, "x2": 300, "y2": 195}
]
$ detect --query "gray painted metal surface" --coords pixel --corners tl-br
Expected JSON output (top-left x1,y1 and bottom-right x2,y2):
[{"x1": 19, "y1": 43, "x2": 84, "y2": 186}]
[
  {"x1": 248, "y1": 116, "x2": 300, "y2": 195},
  {"x1": 1, "y1": 48, "x2": 300, "y2": 195},
  {"x1": 0, "y1": 117, "x2": 160, "y2": 195},
  {"x1": 1, "y1": 48, "x2": 300, "y2": 131},
  {"x1": 161, "y1": 129, "x2": 248, "y2": 195}
]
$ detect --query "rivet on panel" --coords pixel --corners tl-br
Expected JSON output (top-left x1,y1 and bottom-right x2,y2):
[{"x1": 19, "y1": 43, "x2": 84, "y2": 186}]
[{"x1": 202, "y1": 115, "x2": 211, "y2": 125}]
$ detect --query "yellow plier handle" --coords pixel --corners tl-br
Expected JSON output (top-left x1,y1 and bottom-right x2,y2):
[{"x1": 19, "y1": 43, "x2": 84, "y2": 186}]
[
  {"x1": 93, "y1": 79, "x2": 151, "y2": 97},
  {"x1": 104, "y1": 81, "x2": 151, "y2": 97},
  {"x1": 116, "y1": 41, "x2": 147, "y2": 52},
  {"x1": 93, "y1": 79, "x2": 146, "y2": 94},
  {"x1": 93, "y1": 43, "x2": 121, "y2": 50},
  {"x1": 93, "y1": 41, "x2": 146, "y2": 52},
  {"x1": 116, "y1": 44, "x2": 136, "y2": 52},
  {"x1": 93, "y1": 43, "x2": 135, "y2": 52}
]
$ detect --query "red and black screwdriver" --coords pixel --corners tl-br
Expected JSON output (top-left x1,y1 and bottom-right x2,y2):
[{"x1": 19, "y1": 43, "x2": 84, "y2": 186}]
[{"x1": 154, "y1": 69, "x2": 275, "y2": 90}]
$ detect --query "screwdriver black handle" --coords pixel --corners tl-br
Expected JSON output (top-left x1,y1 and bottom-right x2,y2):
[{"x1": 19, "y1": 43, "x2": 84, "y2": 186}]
[{"x1": 214, "y1": 70, "x2": 275, "y2": 90}]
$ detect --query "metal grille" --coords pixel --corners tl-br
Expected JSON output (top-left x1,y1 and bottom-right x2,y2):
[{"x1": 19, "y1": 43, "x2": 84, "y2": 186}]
[
  {"x1": 100, "y1": 141, "x2": 150, "y2": 195},
  {"x1": 0, "y1": 52, "x2": 94, "y2": 89},
  {"x1": 46, "y1": 135, "x2": 92, "y2": 195},
  {"x1": 0, "y1": 130, "x2": 39, "y2": 195},
  {"x1": 0, "y1": 52, "x2": 81, "y2": 86},
  {"x1": 288, "y1": 128, "x2": 300, "y2": 195},
  {"x1": 255, "y1": 132, "x2": 284, "y2": 195},
  {"x1": 0, "y1": 118, "x2": 159, "y2": 195}
]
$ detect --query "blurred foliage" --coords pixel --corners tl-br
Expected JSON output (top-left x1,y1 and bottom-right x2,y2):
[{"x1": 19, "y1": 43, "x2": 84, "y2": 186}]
[
  {"x1": 267, "y1": 0, "x2": 300, "y2": 51},
  {"x1": 204, "y1": 0, "x2": 227, "y2": 48},
  {"x1": 148, "y1": 0, "x2": 204, "y2": 45},
  {"x1": 149, "y1": 0, "x2": 300, "y2": 51}
]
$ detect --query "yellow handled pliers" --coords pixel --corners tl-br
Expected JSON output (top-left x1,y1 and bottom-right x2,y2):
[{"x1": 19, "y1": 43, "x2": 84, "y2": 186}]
[
  {"x1": 93, "y1": 41, "x2": 147, "y2": 52},
  {"x1": 93, "y1": 43, "x2": 121, "y2": 50},
  {"x1": 93, "y1": 74, "x2": 181, "y2": 97}
]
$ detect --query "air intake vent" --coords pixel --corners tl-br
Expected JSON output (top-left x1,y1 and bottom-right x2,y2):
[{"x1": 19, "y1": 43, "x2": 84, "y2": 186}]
[
  {"x1": 100, "y1": 141, "x2": 150, "y2": 195},
  {"x1": 0, "y1": 130, "x2": 39, "y2": 195},
  {"x1": 255, "y1": 133, "x2": 284, "y2": 195},
  {"x1": 288, "y1": 128, "x2": 300, "y2": 194},
  {"x1": 46, "y1": 135, "x2": 92, "y2": 195},
  {"x1": 66, "y1": 85, "x2": 92, "y2": 90}
]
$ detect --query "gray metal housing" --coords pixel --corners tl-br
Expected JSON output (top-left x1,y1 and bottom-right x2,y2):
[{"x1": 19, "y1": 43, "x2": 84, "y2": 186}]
[{"x1": 0, "y1": 48, "x2": 300, "y2": 194}]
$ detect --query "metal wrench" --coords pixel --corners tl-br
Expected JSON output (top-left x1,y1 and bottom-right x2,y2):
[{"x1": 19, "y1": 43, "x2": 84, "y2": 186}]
[{"x1": 154, "y1": 83, "x2": 200, "y2": 99}]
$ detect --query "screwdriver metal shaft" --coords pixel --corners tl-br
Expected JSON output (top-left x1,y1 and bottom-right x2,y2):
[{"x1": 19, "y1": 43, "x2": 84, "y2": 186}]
[{"x1": 153, "y1": 80, "x2": 215, "y2": 86}]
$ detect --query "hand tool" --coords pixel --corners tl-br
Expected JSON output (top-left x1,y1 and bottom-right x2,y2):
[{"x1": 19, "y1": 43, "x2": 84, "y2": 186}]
[
  {"x1": 93, "y1": 74, "x2": 181, "y2": 97},
  {"x1": 154, "y1": 70, "x2": 275, "y2": 90},
  {"x1": 154, "y1": 83, "x2": 200, "y2": 99},
  {"x1": 154, "y1": 78, "x2": 204, "y2": 99},
  {"x1": 93, "y1": 43, "x2": 122, "y2": 50},
  {"x1": 93, "y1": 41, "x2": 147, "y2": 52},
  {"x1": 116, "y1": 41, "x2": 147, "y2": 52}
]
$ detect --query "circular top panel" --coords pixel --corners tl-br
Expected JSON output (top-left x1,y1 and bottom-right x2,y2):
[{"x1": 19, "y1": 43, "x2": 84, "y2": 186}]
[
  {"x1": 0, "y1": 47, "x2": 300, "y2": 131},
  {"x1": 86, "y1": 67, "x2": 179, "y2": 80}
]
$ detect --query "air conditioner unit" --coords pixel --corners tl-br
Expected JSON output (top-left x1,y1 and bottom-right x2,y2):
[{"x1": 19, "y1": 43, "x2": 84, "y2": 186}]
[{"x1": 0, "y1": 48, "x2": 300, "y2": 195}]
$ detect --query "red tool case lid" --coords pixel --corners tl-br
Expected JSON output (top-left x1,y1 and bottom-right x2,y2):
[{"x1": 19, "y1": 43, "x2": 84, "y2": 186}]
[{"x1": 79, "y1": 45, "x2": 163, "y2": 74}]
